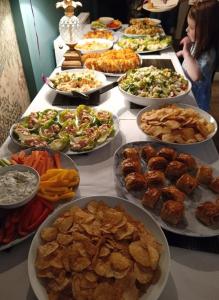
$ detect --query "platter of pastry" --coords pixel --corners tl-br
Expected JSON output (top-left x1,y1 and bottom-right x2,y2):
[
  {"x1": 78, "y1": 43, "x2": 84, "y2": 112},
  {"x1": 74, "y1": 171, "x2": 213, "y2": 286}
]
[
  {"x1": 82, "y1": 48, "x2": 142, "y2": 77},
  {"x1": 114, "y1": 141, "x2": 219, "y2": 237}
]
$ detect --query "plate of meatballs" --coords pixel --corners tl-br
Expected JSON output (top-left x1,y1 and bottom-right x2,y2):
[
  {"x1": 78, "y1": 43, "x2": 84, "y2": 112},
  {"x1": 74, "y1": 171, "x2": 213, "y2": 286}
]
[{"x1": 114, "y1": 141, "x2": 219, "y2": 237}]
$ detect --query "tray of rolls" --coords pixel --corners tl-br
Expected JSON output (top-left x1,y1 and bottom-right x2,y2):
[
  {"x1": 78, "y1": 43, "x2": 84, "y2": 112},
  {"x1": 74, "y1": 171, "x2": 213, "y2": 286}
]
[{"x1": 114, "y1": 141, "x2": 219, "y2": 237}]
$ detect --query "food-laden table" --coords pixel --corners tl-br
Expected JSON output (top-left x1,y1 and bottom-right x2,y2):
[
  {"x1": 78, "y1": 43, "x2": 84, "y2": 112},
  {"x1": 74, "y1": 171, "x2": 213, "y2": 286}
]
[{"x1": 0, "y1": 42, "x2": 219, "y2": 299}]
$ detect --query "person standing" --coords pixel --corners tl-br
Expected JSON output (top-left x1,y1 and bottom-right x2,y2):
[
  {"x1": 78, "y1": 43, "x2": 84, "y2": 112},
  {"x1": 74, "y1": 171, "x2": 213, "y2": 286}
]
[{"x1": 177, "y1": 0, "x2": 219, "y2": 111}]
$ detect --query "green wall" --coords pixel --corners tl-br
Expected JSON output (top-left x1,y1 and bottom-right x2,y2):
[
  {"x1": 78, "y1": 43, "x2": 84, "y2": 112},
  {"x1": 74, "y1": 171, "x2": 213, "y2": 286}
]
[
  {"x1": 10, "y1": 0, "x2": 63, "y2": 98},
  {"x1": 19, "y1": 0, "x2": 62, "y2": 91},
  {"x1": 9, "y1": 0, "x2": 96, "y2": 99}
]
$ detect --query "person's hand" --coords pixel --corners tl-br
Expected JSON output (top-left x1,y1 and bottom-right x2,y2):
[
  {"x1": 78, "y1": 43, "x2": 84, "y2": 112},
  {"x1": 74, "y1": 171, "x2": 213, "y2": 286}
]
[
  {"x1": 177, "y1": 36, "x2": 192, "y2": 58},
  {"x1": 180, "y1": 36, "x2": 192, "y2": 49}
]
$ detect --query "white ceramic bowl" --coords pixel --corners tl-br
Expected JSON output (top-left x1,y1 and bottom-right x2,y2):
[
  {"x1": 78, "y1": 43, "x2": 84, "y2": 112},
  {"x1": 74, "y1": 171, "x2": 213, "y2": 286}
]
[
  {"x1": 75, "y1": 38, "x2": 113, "y2": 54},
  {"x1": 49, "y1": 69, "x2": 107, "y2": 96},
  {"x1": 0, "y1": 164, "x2": 40, "y2": 209},
  {"x1": 137, "y1": 103, "x2": 218, "y2": 145},
  {"x1": 99, "y1": 17, "x2": 114, "y2": 25},
  {"x1": 118, "y1": 73, "x2": 192, "y2": 107},
  {"x1": 28, "y1": 195, "x2": 170, "y2": 300}
]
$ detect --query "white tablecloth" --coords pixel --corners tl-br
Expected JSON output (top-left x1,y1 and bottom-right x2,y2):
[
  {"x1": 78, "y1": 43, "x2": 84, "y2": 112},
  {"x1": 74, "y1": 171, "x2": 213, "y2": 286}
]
[{"x1": 0, "y1": 45, "x2": 218, "y2": 300}]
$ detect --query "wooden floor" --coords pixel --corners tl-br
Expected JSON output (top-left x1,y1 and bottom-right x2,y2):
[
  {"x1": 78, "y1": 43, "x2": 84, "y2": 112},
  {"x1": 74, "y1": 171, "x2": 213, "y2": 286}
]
[{"x1": 210, "y1": 80, "x2": 219, "y2": 151}]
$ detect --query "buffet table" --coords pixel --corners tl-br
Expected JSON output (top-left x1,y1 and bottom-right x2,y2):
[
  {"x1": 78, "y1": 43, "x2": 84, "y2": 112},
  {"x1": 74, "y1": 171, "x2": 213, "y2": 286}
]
[{"x1": 0, "y1": 45, "x2": 219, "y2": 299}]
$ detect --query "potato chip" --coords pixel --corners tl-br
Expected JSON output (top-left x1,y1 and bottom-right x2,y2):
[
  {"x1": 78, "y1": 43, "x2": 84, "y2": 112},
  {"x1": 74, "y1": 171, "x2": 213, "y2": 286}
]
[
  {"x1": 71, "y1": 241, "x2": 89, "y2": 257},
  {"x1": 71, "y1": 256, "x2": 91, "y2": 272},
  {"x1": 181, "y1": 127, "x2": 195, "y2": 140},
  {"x1": 195, "y1": 133, "x2": 205, "y2": 142},
  {"x1": 54, "y1": 216, "x2": 73, "y2": 233},
  {"x1": 165, "y1": 120, "x2": 181, "y2": 129},
  {"x1": 49, "y1": 250, "x2": 64, "y2": 269},
  {"x1": 48, "y1": 291, "x2": 59, "y2": 300},
  {"x1": 79, "y1": 276, "x2": 97, "y2": 289},
  {"x1": 56, "y1": 233, "x2": 73, "y2": 245},
  {"x1": 116, "y1": 274, "x2": 139, "y2": 300},
  {"x1": 110, "y1": 252, "x2": 131, "y2": 271},
  {"x1": 147, "y1": 244, "x2": 160, "y2": 270},
  {"x1": 48, "y1": 278, "x2": 66, "y2": 292},
  {"x1": 110, "y1": 216, "x2": 127, "y2": 233},
  {"x1": 129, "y1": 241, "x2": 151, "y2": 267},
  {"x1": 94, "y1": 259, "x2": 113, "y2": 277},
  {"x1": 37, "y1": 268, "x2": 55, "y2": 279},
  {"x1": 70, "y1": 206, "x2": 94, "y2": 223},
  {"x1": 40, "y1": 227, "x2": 58, "y2": 242},
  {"x1": 54, "y1": 270, "x2": 70, "y2": 290},
  {"x1": 35, "y1": 253, "x2": 52, "y2": 270},
  {"x1": 99, "y1": 246, "x2": 111, "y2": 257},
  {"x1": 81, "y1": 221, "x2": 101, "y2": 236},
  {"x1": 133, "y1": 263, "x2": 154, "y2": 284},
  {"x1": 161, "y1": 133, "x2": 176, "y2": 143},
  {"x1": 114, "y1": 222, "x2": 135, "y2": 240},
  {"x1": 196, "y1": 121, "x2": 210, "y2": 137},
  {"x1": 84, "y1": 271, "x2": 98, "y2": 283},
  {"x1": 86, "y1": 200, "x2": 99, "y2": 214},
  {"x1": 93, "y1": 282, "x2": 120, "y2": 300},
  {"x1": 38, "y1": 241, "x2": 59, "y2": 257},
  {"x1": 62, "y1": 253, "x2": 71, "y2": 272}
]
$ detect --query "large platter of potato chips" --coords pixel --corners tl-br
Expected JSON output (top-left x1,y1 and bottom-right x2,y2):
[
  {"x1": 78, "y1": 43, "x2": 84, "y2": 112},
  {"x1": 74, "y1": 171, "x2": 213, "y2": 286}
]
[
  {"x1": 28, "y1": 196, "x2": 170, "y2": 300},
  {"x1": 137, "y1": 104, "x2": 217, "y2": 145}
]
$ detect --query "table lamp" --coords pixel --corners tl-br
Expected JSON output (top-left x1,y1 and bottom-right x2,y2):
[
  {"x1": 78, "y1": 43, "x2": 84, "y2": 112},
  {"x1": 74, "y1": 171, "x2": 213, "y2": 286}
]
[{"x1": 56, "y1": 0, "x2": 83, "y2": 69}]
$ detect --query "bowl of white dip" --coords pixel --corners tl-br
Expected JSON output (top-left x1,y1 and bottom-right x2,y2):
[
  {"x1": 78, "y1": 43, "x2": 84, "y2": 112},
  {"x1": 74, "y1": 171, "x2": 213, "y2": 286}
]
[{"x1": 0, "y1": 165, "x2": 40, "y2": 209}]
